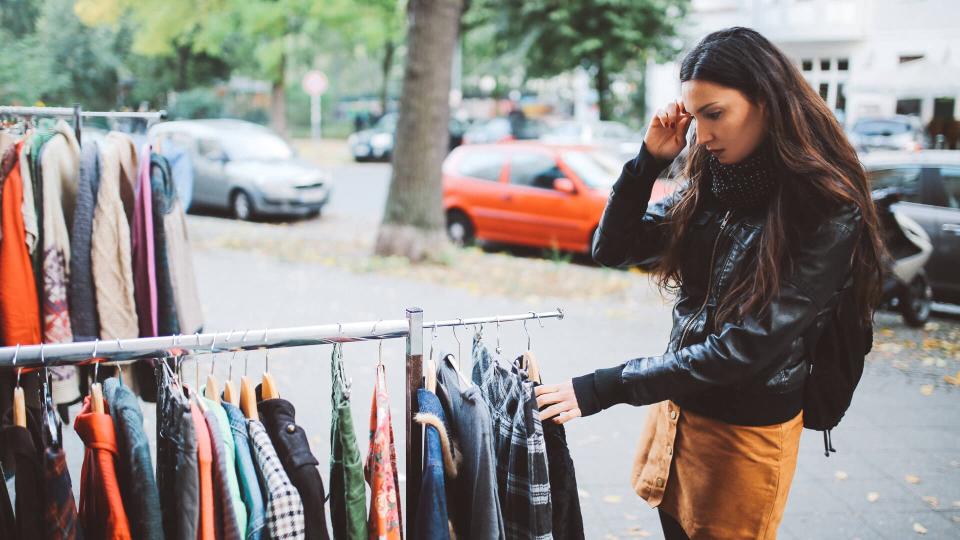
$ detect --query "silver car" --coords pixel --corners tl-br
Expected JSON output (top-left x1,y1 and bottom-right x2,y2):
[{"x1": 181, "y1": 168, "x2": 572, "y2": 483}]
[{"x1": 148, "y1": 119, "x2": 332, "y2": 220}]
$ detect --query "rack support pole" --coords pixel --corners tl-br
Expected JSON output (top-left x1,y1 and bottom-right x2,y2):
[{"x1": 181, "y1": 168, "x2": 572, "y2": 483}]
[{"x1": 405, "y1": 307, "x2": 423, "y2": 536}]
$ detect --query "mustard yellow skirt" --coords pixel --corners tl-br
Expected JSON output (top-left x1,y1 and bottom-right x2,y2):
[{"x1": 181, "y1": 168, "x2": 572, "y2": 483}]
[{"x1": 631, "y1": 401, "x2": 803, "y2": 540}]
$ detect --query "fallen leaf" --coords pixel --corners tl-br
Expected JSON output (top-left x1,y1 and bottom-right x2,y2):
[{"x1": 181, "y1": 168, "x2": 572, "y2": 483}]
[
  {"x1": 922, "y1": 495, "x2": 939, "y2": 508},
  {"x1": 604, "y1": 535, "x2": 619, "y2": 540},
  {"x1": 936, "y1": 358, "x2": 948, "y2": 368},
  {"x1": 603, "y1": 495, "x2": 622, "y2": 504},
  {"x1": 625, "y1": 527, "x2": 651, "y2": 538},
  {"x1": 912, "y1": 522, "x2": 927, "y2": 534},
  {"x1": 880, "y1": 328, "x2": 895, "y2": 337},
  {"x1": 893, "y1": 360, "x2": 910, "y2": 370},
  {"x1": 944, "y1": 371, "x2": 960, "y2": 386},
  {"x1": 906, "y1": 474, "x2": 921, "y2": 484},
  {"x1": 835, "y1": 470, "x2": 849, "y2": 480},
  {"x1": 867, "y1": 492, "x2": 880, "y2": 502},
  {"x1": 921, "y1": 356, "x2": 936, "y2": 366},
  {"x1": 920, "y1": 385, "x2": 934, "y2": 396},
  {"x1": 923, "y1": 322, "x2": 940, "y2": 332}
]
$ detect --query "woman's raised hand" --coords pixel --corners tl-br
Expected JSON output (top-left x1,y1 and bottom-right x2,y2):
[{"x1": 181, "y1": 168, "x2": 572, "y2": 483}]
[{"x1": 644, "y1": 97, "x2": 693, "y2": 161}]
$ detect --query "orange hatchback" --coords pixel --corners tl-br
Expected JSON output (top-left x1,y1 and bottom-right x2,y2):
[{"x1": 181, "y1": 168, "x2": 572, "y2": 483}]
[{"x1": 442, "y1": 142, "x2": 676, "y2": 254}]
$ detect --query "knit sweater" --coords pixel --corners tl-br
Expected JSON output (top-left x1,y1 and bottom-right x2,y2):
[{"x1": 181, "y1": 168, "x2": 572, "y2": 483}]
[
  {"x1": 92, "y1": 132, "x2": 140, "y2": 340},
  {"x1": 69, "y1": 141, "x2": 102, "y2": 342}
]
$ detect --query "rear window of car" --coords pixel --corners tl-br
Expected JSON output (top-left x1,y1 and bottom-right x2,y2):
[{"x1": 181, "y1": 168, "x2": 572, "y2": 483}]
[
  {"x1": 455, "y1": 150, "x2": 505, "y2": 182},
  {"x1": 867, "y1": 167, "x2": 923, "y2": 203}
]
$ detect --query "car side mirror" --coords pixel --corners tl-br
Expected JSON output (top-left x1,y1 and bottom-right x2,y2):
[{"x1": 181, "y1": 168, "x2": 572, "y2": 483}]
[{"x1": 553, "y1": 177, "x2": 577, "y2": 194}]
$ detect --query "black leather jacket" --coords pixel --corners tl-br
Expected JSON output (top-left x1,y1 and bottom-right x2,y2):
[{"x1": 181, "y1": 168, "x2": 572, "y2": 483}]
[{"x1": 572, "y1": 145, "x2": 862, "y2": 426}]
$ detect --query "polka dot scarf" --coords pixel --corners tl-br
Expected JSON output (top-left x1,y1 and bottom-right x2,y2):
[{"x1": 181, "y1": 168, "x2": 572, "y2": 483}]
[{"x1": 707, "y1": 144, "x2": 777, "y2": 210}]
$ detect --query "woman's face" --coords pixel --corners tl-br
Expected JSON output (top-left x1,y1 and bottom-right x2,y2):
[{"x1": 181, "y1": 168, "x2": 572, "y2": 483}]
[{"x1": 681, "y1": 79, "x2": 766, "y2": 164}]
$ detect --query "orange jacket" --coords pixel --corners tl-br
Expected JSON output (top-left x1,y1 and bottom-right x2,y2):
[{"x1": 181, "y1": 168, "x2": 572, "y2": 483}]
[
  {"x1": 74, "y1": 396, "x2": 132, "y2": 540},
  {"x1": 0, "y1": 141, "x2": 41, "y2": 346}
]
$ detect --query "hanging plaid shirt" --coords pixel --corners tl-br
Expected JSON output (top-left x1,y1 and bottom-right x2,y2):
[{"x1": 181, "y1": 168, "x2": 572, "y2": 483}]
[
  {"x1": 471, "y1": 336, "x2": 553, "y2": 540},
  {"x1": 248, "y1": 420, "x2": 305, "y2": 540}
]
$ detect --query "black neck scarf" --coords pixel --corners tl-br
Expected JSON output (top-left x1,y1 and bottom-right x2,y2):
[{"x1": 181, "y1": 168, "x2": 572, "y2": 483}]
[{"x1": 707, "y1": 143, "x2": 777, "y2": 210}]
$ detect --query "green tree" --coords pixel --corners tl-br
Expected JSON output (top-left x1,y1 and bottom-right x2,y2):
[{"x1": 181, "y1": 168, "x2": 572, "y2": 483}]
[{"x1": 468, "y1": 0, "x2": 688, "y2": 120}]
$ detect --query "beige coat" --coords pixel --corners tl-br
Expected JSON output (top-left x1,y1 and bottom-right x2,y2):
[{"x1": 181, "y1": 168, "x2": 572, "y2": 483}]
[
  {"x1": 40, "y1": 121, "x2": 81, "y2": 404},
  {"x1": 92, "y1": 131, "x2": 140, "y2": 339}
]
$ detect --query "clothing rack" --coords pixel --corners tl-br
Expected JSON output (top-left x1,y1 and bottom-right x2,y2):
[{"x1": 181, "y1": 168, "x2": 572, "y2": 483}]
[
  {"x1": 0, "y1": 105, "x2": 168, "y2": 145},
  {"x1": 0, "y1": 306, "x2": 565, "y2": 536}
]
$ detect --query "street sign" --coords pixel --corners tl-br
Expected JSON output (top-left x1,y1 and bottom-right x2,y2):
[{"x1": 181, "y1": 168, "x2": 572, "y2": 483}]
[{"x1": 302, "y1": 70, "x2": 328, "y2": 96}]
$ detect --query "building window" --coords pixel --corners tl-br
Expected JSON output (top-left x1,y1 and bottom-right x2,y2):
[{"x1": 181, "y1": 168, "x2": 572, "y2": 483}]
[
  {"x1": 802, "y1": 59, "x2": 813, "y2": 71},
  {"x1": 838, "y1": 58, "x2": 849, "y2": 71},
  {"x1": 896, "y1": 98, "x2": 921, "y2": 116},
  {"x1": 836, "y1": 83, "x2": 846, "y2": 112},
  {"x1": 820, "y1": 58, "x2": 832, "y2": 71},
  {"x1": 819, "y1": 83, "x2": 829, "y2": 102},
  {"x1": 899, "y1": 55, "x2": 924, "y2": 64}
]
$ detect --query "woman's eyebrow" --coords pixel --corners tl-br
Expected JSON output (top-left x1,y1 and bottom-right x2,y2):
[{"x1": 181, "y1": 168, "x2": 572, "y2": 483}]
[{"x1": 695, "y1": 101, "x2": 719, "y2": 114}]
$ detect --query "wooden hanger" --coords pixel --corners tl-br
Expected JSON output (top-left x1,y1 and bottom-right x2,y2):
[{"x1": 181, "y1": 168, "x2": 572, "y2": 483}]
[
  {"x1": 223, "y1": 379, "x2": 237, "y2": 405},
  {"x1": 426, "y1": 358, "x2": 438, "y2": 393},
  {"x1": 522, "y1": 350, "x2": 542, "y2": 384},
  {"x1": 240, "y1": 375, "x2": 258, "y2": 420},
  {"x1": 260, "y1": 330, "x2": 279, "y2": 401},
  {"x1": 204, "y1": 334, "x2": 221, "y2": 403},
  {"x1": 11, "y1": 345, "x2": 25, "y2": 428},
  {"x1": 89, "y1": 341, "x2": 104, "y2": 414}
]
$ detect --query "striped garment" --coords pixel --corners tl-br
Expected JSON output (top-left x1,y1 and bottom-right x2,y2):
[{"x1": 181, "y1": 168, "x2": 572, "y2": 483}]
[
  {"x1": 471, "y1": 336, "x2": 553, "y2": 540},
  {"x1": 248, "y1": 419, "x2": 305, "y2": 540}
]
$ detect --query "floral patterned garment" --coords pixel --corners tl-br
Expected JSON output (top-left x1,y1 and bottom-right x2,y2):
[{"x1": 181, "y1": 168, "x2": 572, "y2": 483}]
[{"x1": 365, "y1": 364, "x2": 403, "y2": 540}]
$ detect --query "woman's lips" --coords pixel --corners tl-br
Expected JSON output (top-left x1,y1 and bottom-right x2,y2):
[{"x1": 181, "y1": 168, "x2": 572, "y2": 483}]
[{"x1": 708, "y1": 148, "x2": 724, "y2": 157}]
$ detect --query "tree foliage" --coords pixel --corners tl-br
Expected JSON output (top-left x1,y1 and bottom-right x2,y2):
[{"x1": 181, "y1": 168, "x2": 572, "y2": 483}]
[{"x1": 467, "y1": 0, "x2": 688, "y2": 119}]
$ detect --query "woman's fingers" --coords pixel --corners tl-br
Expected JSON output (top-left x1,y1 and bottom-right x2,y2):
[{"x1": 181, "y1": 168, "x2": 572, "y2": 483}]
[
  {"x1": 555, "y1": 408, "x2": 582, "y2": 425},
  {"x1": 540, "y1": 402, "x2": 572, "y2": 422}
]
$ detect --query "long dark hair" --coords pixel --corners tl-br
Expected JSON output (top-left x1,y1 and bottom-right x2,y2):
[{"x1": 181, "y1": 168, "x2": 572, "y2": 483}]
[{"x1": 656, "y1": 27, "x2": 885, "y2": 325}]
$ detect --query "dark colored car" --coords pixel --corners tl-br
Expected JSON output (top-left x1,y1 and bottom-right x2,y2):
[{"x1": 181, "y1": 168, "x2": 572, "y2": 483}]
[
  {"x1": 862, "y1": 150, "x2": 960, "y2": 304},
  {"x1": 849, "y1": 115, "x2": 927, "y2": 152},
  {"x1": 461, "y1": 117, "x2": 547, "y2": 145},
  {"x1": 348, "y1": 112, "x2": 467, "y2": 162}
]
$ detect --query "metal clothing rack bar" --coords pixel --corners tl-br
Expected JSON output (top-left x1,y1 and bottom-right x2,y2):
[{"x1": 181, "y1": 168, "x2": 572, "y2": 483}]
[
  {"x1": 0, "y1": 105, "x2": 168, "y2": 120},
  {"x1": 1, "y1": 104, "x2": 168, "y2": 145},
  {"x1": 0, "y1": 306, "x2": 564, "y2": 537}
]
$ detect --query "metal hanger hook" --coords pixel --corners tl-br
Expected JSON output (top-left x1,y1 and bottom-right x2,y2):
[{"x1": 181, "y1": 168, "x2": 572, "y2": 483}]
[
  {"x1": 12, "y1": 344, "x2": 22, "y2": 386},
  {"x1": 495, "y1": 316, "x2": 502, "y2": 355},
  {"x1": 209, "y1": 334, "x2": 218, "y2": 375},
  {"x1": 523, "y1": 318, "x2": 532, "y2": 351},
  {"x1": 263, "y1": 328, "x2": 270, "y2": 373},
  {"x1": 452, "y1": 321, "x2": 462, "y2": 363}
]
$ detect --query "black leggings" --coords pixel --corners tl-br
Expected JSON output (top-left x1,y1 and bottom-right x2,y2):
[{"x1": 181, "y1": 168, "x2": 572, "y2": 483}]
[{"x1": 659, "y1": 509, "x2": 691, "y2": 540}]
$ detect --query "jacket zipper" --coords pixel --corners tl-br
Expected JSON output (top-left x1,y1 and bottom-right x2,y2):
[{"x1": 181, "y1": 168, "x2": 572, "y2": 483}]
[{"x1": 676, "y1": 210, "x2": 732, "y2": 351}]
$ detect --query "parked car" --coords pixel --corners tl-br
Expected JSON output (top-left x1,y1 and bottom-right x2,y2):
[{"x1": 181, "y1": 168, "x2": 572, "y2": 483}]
[
  {"x1": 862, "y1": 150, "x2": 960, "y2": 304},
  {"x1": 461, "y1": 117, "x2": 547, "y2": 145},
  {"x1": 348, "y1": 112, "x2": 467, "y2": 162},
  {"x1": 541, "y1": 120, "x2": 645, "y2": 159},
  {"x1": 848, "y1": 115, "x2": 927, "y2": 152},
  {"x1": 442, "y1": 142, "x2": 677, "y2": 253},
  {"x1": 148, "y1": 119, "x2": 332, "y2": 220}
]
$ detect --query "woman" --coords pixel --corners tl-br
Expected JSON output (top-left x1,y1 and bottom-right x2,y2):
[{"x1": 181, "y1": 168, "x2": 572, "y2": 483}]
[{"x1": 534, "y1": 27, "x2": 885, "y2": 539}]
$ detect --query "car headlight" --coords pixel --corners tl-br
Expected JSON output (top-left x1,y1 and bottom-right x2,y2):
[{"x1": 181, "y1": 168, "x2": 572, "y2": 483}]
[{"x1": 371, "y1": 132, "x2": 393, "y2": 149}]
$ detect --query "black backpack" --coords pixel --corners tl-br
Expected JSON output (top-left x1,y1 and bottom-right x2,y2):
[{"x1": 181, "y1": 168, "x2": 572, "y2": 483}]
[{"x1": 801, "y1": 282, "x2": 874, "y2": 456}]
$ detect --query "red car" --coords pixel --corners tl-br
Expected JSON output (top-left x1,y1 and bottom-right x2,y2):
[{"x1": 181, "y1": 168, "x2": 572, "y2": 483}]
[{"x1": 442, "y1": 142, "x2": 677, "y2": 254}]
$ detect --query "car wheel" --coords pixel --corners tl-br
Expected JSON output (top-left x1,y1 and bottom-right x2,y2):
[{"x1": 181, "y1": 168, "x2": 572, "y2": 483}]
[
  {"x1": 446, "y1": 210, "x2": 475, "y2": 247},
  {"x1": 231, "y1": 190, "x2": 255, "y2": 221},
  {"x1": 899, "y1": 271, "x2": 932, "y2": 327}
]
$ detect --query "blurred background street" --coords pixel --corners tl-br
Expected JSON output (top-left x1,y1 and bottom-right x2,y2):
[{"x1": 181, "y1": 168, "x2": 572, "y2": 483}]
[{"x1": 3, "y1": 0, "x2": 960, "y2": 538}]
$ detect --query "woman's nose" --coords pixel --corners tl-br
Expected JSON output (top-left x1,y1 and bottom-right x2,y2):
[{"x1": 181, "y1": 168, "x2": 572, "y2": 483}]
[{"x1": 695, "y1": 129, "x2": 713, "y2": 146}]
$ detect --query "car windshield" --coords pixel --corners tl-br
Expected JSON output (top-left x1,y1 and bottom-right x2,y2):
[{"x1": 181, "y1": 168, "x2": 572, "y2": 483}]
[
  {"x1": 220, "y1": 130, "x2": 294, "y2": 160},
  {"x1": 375, "y1": 114, "x2": 398, "y2": 131},
  {"x1": 562, "y1": 150, "x2": 621, "y2": 189},
  {"x1": 854, "y1": 120, "x2": 911, "y2": 136}
]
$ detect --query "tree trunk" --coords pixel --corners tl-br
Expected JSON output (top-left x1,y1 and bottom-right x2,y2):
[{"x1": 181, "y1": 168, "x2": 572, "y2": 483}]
[
  {"x1": 595, "y1": 58, "x2": 611, "y2": 121},
  {"x1": 379, "y1": 40, "x2": 395, "y2": 115},
  {"x1": 270, "y1": 53, "x2": 288, "y2": 136},
  {"x1": 375, "y1": 0, "x2": 463, "y2": 262}
]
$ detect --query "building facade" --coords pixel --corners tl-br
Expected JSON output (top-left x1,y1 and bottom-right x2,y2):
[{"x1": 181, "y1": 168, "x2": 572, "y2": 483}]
[{"x1": 647, "y1": 0, "x2": 960, "y2": 129}]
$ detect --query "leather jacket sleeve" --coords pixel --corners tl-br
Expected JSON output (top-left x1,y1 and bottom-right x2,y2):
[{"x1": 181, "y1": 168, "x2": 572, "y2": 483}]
[
  {"x1": 574, "y1": 204, "x2": 863, "y2": 417},
  {"x1": 592, "y1": 144, "x2": 680, "y2": 270}
]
